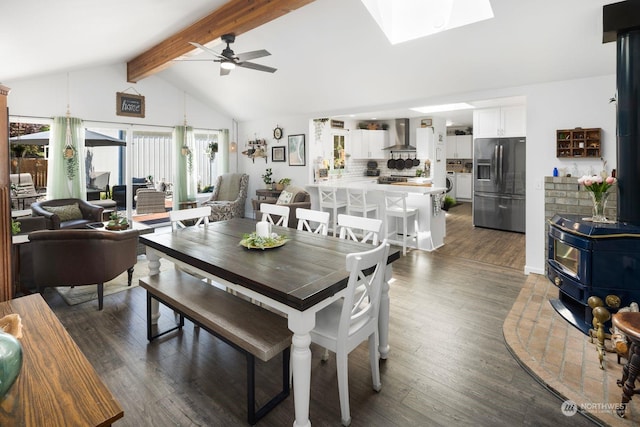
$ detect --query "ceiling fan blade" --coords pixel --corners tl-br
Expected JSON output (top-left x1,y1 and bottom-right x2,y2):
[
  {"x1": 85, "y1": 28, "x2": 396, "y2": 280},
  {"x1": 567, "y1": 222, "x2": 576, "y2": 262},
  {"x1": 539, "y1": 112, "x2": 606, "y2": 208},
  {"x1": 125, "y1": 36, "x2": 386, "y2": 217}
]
[
  {"x1": 189, "y1": 42, "x2": 226, "y2": 60},
  {"x1": 235, "y1": 49, "x2": 271, "y2": 62},
  {"x1": 237, "y1": 61, "x2": 277, "y2": 73},
  {"x1": 220, "y1": 67, "x2": 231, "y2": 76}
]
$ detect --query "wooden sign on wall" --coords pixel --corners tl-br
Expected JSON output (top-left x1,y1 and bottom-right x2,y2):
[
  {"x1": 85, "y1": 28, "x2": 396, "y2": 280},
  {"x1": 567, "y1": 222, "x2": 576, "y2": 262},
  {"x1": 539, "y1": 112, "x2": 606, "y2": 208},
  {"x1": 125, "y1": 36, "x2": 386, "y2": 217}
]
[{"x1": 116, "y1": 92, "x2": 145, "y2": 118}]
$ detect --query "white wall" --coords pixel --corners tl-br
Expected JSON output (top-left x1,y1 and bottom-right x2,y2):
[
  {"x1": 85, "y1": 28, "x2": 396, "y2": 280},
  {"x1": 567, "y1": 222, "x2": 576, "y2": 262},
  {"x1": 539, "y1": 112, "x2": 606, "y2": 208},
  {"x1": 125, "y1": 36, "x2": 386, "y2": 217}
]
[
  {"x1": 237, "y1": 116, "x2": 310, "y2": 218},
  {"x1": 523, "y1": 74, "x2": 616, "y2": 274},
  {"x1": 6, "y1": 63, "x2": 232, "y2": 131}
]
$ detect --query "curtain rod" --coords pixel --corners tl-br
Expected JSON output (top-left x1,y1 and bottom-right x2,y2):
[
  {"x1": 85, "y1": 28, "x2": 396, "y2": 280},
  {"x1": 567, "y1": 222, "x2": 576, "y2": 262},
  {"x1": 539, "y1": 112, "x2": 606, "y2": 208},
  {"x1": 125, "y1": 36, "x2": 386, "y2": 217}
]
[{"x1": 9, "y1": 114, "x2": 223, "y2": 132}]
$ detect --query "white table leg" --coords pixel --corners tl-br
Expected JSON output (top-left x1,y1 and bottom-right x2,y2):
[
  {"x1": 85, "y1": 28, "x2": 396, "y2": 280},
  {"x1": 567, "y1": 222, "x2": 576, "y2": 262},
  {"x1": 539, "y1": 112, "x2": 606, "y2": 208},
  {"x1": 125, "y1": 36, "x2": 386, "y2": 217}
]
[
  {"x1": 288, "y1": 311, "x2": 315, "y2": 427},
  {"x1": 146, "y1": 250, "x2": 161, "y2": 324},
  {"x1": 378, "y1": 265, "x2": 392, "y2": 359}
]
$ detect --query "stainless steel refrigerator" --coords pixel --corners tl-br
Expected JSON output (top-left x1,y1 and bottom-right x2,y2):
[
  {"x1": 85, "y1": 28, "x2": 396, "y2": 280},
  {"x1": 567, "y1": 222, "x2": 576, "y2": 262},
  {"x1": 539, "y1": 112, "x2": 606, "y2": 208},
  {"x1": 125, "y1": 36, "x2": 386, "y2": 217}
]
[{"x1": 473, "y1": 137, "x2": 526, "y2": 233}]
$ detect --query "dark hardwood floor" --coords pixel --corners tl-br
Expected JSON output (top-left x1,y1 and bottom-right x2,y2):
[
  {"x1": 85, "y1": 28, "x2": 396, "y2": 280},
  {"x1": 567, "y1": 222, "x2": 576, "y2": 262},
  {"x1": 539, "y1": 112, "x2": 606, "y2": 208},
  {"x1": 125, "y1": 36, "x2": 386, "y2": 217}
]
[{"x1": 41, "y1": 205, "x2": 597, "y2": 426}]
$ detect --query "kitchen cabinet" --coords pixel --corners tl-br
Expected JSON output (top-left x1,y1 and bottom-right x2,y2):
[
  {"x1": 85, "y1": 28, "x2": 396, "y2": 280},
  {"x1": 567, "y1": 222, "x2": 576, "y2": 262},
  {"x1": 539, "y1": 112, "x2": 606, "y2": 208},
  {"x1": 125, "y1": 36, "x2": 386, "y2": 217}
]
[
  {"x1": 473, "y1": 105, "x2": 526, "y2": 138},
  {"x1": 456, "y1": 173, "x2": 472, "y2": 200},
  {"x1": 446, "y1": 135, "x2": 472, "y2": 159},
  {"x1": 351, "y1": 129, "x2": 389, "y2": 159}
]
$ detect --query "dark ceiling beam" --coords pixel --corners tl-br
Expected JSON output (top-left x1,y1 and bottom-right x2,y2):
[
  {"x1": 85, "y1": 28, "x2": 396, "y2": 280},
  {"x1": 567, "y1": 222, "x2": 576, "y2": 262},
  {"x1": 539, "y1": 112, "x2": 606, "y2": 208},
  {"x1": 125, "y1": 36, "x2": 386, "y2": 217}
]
[{"x1": 127, "y1": 0, "x2": 316, "y2": 83}]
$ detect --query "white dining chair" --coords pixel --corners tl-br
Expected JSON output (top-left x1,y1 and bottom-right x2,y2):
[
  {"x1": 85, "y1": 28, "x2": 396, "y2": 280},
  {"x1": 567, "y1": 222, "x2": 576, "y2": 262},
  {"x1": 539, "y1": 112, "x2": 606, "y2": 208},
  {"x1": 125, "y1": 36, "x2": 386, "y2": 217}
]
[
  {"x1": 337, "y1": 214, "x2": 382, "y2": 245},
  {"x1": 317, "y1": 187, "x2": 347, "y2": 237},
  {"x1": 260, "y1": 203, "x2": 290, "y2": 227},
  {"x1": 169, "y1": 206, "x2": 212, "y2": 231},
  {"x1": 310, "y1": 240, "x2": 390, "y2": 427},
  {"x1": 384, "y1": 191, "x2": 419, "y2": 255},
  {"x1": 296, "y1": 208, "x2": 330, "y2": 236},
  {"x1": 346, "y1": 188, "x2": 378, "y2": 219}
]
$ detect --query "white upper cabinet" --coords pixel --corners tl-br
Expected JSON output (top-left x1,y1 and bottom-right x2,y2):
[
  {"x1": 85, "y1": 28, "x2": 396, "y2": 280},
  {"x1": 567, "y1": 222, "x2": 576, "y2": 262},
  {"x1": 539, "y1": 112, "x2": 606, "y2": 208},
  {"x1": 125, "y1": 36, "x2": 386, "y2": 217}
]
[
  {"x1": 351, "y1": 129, "x2": 389, "y2": 159},
  {"x1": 446, "y1": 135, "x2": 473, "y2": 159},
  {"x1": 473, "y1": 105, "x2": 526, "y2": 138}
]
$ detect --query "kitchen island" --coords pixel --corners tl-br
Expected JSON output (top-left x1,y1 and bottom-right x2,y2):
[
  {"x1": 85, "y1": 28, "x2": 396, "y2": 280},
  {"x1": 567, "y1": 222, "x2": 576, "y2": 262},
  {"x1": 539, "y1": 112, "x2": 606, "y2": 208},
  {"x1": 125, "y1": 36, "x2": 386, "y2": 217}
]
[{"x1": 306, "y1": 179, "x2": 446, "y2": 251}]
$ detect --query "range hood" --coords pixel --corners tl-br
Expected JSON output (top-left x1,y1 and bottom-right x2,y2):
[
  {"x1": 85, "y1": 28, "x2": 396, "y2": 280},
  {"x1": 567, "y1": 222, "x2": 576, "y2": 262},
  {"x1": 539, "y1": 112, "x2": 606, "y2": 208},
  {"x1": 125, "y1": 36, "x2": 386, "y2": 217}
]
[{"x1": 384, "y1": 118, "x2": 416, "y2": 151}]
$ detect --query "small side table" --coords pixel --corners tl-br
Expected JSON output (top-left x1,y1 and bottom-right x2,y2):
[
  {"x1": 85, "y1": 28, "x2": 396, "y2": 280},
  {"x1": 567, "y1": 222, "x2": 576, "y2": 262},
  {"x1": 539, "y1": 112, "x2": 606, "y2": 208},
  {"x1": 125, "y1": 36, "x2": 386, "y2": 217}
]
[
  {"x1": 255, "y1": 189, "x2": 282, "y2": 200},
  {"x1": 179, "y1": 201, "x2": 198, "y2": 210}
]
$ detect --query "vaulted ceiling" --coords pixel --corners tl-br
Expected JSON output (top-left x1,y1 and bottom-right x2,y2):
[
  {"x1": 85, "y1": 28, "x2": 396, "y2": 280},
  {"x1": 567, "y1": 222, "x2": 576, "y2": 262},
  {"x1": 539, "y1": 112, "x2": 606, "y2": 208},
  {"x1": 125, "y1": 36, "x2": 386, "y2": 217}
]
[{"x1": 1, "y1": 0, "x2": 616, "y2": 124}]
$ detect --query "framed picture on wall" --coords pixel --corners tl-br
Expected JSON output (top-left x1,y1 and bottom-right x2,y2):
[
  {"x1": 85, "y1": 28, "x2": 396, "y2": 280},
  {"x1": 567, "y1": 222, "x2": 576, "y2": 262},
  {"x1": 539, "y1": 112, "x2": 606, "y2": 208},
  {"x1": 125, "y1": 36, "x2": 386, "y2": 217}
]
[
  {"x1": 288, "y1": 134, "x2": 306, "y2": 166},
  {"x1": 272, "y1": 146, "x2": 286, "y2": 162}
]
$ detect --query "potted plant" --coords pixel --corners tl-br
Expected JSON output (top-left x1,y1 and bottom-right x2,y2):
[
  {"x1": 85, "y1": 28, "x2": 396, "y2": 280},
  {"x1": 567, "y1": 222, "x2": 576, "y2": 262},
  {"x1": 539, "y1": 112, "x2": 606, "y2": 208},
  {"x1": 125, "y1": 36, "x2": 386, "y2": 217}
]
[
  {"x1": 11, "y1": 219, "x2": 20, "y2": 235},
  {"x1": 275, "y1": 178, "x2": 291, "y2": 191},
  {"x1": 262, "y1": 168, "x2": 273, "y2": 190},
  {"x1": 442, "y1": 195, "x2": 456, "y2": 211}
]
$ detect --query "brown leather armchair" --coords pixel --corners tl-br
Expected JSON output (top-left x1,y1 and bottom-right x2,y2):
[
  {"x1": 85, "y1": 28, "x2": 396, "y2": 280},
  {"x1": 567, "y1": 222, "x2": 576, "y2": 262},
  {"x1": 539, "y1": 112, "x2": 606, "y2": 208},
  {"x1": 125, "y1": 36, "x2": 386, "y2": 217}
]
[
  {"x1": 31, "y1": 198, "x2": 103, "y2": 229},
  {"x1": 251, "y1": 187, "x2": 311, "y2": 228},
  {"x1": 28, "y1": 229, "x2": 140, "y2": 310}
]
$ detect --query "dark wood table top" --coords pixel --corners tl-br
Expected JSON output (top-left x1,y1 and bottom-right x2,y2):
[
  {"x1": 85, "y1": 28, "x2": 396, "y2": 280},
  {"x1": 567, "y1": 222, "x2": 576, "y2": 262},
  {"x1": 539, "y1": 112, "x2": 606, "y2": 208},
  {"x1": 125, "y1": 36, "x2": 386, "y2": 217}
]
[
  {"x1": 140, "y1": 218, "x2": 400, "y2": 311},
  {"x1": 0, "y1": 294, "x2": 123, "y2": 426}
]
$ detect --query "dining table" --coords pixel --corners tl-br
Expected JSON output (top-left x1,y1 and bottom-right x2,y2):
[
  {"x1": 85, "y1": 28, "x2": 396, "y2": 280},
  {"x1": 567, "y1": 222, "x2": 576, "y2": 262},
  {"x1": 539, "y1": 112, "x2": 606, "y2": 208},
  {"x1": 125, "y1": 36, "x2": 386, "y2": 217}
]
[{"x1": 139, "y1": 217, "x2": 400, "y2": 427}]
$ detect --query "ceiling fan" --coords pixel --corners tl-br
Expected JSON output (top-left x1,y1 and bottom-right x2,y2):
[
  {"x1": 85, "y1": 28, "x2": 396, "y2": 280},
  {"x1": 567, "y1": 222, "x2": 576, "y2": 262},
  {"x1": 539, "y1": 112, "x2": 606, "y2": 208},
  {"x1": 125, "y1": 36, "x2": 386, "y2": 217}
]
[{"x1": 188, "y1": 34, "x2": 277, "y2": 76}]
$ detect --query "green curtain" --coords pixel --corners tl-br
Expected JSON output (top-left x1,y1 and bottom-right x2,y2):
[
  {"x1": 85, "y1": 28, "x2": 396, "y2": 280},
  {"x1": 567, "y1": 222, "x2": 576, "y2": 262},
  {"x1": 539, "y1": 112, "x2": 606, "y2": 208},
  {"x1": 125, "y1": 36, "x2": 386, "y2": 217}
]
[
  {"x1": 47, "y1": 116, "x2": 86, "y2": 200},
  {"x1": 173, "y1": 125, "x2": 196, "y2": 208}
]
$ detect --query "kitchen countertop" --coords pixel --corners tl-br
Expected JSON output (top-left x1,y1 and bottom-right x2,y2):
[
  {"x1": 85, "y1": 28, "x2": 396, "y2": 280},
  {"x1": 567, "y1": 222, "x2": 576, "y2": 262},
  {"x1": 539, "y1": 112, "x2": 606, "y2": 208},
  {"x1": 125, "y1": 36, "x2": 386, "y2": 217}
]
[{"x1": 309, "y1": 179, "x2": 446, "y2": 194}]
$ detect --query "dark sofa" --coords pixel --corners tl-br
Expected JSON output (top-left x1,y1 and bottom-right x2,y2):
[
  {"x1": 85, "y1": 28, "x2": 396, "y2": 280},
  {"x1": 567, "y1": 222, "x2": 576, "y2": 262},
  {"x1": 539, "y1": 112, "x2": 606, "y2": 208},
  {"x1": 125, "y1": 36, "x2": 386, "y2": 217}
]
[{"x1": 31, "y1": 198, "x2": 103, "y2": 229}]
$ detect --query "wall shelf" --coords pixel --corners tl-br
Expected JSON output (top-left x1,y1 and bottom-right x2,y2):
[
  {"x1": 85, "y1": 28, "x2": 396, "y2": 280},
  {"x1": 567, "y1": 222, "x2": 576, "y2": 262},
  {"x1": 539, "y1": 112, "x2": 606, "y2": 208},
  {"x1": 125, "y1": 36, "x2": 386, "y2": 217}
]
[{"x1": 556, "y1": 127, "x2": 601, "y2": 158}]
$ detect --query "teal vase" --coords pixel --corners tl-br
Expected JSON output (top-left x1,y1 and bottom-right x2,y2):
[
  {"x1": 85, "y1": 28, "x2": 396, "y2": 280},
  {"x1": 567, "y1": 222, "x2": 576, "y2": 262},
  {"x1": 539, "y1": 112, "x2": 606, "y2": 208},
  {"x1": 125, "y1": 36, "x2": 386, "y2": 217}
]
[{"x1": 0, "y1": 331, "x2": 23, "y2": 398}]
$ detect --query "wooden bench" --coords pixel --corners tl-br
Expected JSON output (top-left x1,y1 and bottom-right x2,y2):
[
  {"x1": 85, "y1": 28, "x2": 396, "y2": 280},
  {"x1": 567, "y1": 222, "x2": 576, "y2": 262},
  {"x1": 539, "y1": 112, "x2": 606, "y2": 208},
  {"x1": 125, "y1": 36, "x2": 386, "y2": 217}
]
[{"x1": 139, "y1": 270, "x2": 292, "y2": 425}]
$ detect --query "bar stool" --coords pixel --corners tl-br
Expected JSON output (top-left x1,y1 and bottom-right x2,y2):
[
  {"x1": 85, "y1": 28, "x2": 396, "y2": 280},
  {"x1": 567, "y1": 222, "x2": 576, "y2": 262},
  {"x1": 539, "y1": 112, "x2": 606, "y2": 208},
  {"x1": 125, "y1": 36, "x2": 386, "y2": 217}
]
[
  {"x1": 317, "y1": 187, "x2": 347, "y2": 237},
  {"x1": 612, "y1": 312, "x2": 640, "y2": 418},
  {"x1": 384, "y1": 191, "x2": 418, "y2": 255},
  {"x1": 346, "y1": 188, "x2": 378, "y2": 219}
]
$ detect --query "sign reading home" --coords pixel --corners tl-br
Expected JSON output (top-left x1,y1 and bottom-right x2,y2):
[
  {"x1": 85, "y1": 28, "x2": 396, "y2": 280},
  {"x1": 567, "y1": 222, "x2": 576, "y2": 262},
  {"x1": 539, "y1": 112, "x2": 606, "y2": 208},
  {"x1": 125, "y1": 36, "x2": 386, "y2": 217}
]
[{"x1": 116, "y1": 92, "x2": 145, "y2": 118}]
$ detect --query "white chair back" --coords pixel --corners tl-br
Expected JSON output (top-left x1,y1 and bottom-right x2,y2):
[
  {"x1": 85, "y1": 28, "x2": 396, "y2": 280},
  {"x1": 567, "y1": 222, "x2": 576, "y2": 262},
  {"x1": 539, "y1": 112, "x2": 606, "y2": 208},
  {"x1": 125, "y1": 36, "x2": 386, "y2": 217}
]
[
  {"x1": 296, "y1": 208, "x2": 330, "y2": 236},
  {"x1": 337, "y1": 214, "x2": 382, "y2": 245},
  {"x1": 341, "y1": 240, "x2": 390, "y2": 343},
  {"x1": 169, "y1": 206, "x2": 212, "y2": 231},
  {"x1": 346, "y1": 188, "x2": 378, "y2": 218},
  {"x1": 318, "y1": 187, "x2": 340, "y2": 207},
  {"x1": 260, "y1": 203, "x2": 290, "y2": 227},
  {"x1": 384, "y1": 191, "x2": 409, "y2": 212}
]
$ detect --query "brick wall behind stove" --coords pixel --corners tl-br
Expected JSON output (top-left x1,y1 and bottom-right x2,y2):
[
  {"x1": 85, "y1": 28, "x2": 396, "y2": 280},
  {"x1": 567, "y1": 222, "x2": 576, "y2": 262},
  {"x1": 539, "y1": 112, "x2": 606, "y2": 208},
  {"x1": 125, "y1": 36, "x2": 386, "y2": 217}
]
[
  {"x1": 544, "y1": 176, "x2": 617, "y2": 221},
  {"x1": 544, "y1": 176, "x2": 618, "y2": 272}
]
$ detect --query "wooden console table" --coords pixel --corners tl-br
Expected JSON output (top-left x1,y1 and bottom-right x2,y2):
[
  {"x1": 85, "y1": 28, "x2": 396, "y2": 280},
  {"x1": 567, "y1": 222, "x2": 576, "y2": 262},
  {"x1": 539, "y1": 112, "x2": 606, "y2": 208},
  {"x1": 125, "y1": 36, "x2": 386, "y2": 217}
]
[
  {"x1": 0, "y1": 294, "x2": 123, "y2": 426},
  {"x1": 255, "y1": 189, "x2": 282, "y2": 200}
]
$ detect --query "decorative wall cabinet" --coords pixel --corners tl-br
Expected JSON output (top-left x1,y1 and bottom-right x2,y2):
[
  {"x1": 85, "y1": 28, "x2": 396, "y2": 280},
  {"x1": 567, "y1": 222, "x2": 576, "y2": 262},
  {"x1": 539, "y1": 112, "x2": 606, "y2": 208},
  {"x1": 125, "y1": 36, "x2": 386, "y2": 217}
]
[
  {"x1": 351, "y1": 129, "x2": 389, "y2": 159},
  {"x1": 556, "y1": 127, "x2": 601, "y2": 158},
  {"x1": 473, "y1": 105, "x2": 526, "y2": 138}
]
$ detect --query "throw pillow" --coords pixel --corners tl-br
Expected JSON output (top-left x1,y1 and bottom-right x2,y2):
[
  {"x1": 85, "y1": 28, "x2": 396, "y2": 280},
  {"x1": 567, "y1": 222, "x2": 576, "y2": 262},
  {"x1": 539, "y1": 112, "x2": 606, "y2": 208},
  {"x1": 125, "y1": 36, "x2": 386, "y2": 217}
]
[
  {"x1": 276, "y1": 190, "x2": 293, "y2": 205},
  {"x1": 43, "y1": 203, "x2": 83, "y2": 222}
]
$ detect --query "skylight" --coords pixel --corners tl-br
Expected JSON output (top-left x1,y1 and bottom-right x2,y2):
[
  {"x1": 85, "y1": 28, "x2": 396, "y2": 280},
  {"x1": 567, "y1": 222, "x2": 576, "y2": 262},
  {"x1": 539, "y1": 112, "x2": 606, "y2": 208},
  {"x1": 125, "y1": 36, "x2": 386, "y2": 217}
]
[{"x1": 361, "y1": 0, "x2": 494, "y2": 45}]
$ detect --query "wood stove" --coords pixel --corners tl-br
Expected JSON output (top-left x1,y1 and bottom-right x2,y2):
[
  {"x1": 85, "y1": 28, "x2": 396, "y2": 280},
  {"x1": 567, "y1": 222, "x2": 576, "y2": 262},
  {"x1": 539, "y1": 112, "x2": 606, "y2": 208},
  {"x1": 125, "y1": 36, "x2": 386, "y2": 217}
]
[
  {"x1": 548, "y1": 215, "x2": 640, "y2": 334},
  {"x1": 548, "y1": 2, "x2": 640, "y2": 334}
]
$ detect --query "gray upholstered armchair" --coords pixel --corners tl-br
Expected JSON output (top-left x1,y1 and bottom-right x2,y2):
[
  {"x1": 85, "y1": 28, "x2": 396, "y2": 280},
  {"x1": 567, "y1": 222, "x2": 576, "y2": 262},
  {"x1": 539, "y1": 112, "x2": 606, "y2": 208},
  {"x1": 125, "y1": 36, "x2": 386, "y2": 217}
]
[
  {"x1": 28, "y1": 229, "x2": 140, "y2": 310},
  {"x1": 31, "y1": 198, "x2": 104, "y2": 229},
  {"x1": 201, "y1": 173, "x2": 249, "y2": 222}
]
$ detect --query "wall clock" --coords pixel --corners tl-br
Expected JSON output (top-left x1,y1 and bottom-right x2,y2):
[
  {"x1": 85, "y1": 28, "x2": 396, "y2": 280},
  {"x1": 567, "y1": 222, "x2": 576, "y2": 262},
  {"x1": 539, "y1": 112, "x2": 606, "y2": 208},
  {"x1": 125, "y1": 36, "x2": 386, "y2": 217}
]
[{"x1": 273, "y1": 126, "x2": 283, "y2": 140}]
